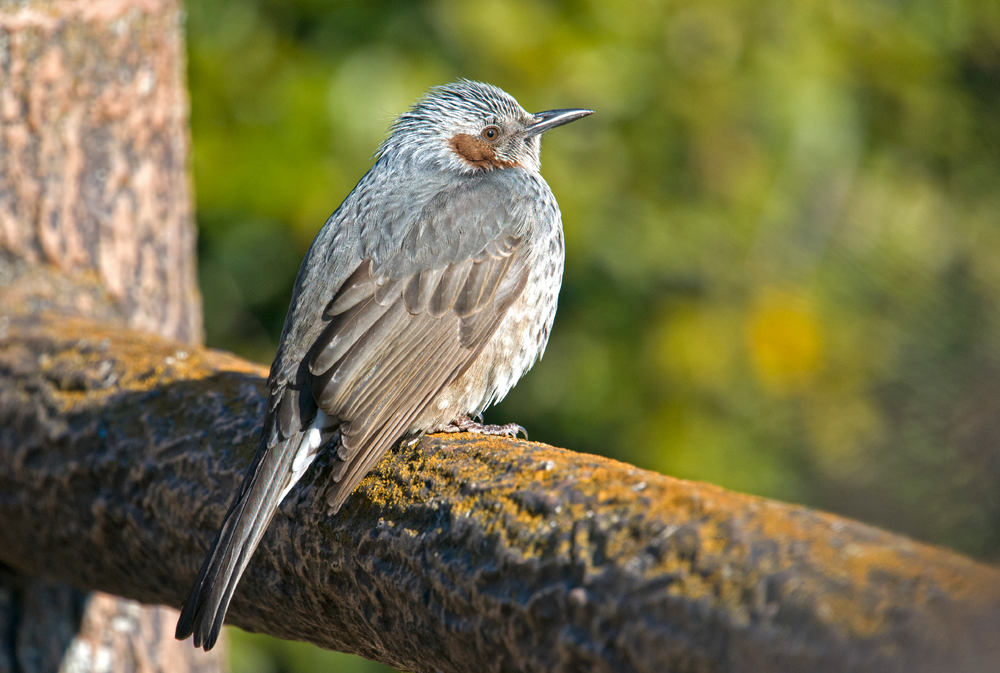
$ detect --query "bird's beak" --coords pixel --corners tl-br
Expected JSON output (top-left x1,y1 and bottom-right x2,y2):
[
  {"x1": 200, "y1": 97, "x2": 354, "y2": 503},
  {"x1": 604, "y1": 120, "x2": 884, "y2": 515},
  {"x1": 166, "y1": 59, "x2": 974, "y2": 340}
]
[{"x1": 524, "y1": 108, "x2": 594, "y2": 137}]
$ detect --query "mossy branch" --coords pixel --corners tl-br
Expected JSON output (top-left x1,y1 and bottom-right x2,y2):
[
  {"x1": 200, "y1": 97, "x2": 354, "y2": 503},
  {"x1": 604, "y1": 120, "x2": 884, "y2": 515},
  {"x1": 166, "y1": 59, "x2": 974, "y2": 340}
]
[{"x1": 1, "y1": 311, "x2": 998, "y2": 673}]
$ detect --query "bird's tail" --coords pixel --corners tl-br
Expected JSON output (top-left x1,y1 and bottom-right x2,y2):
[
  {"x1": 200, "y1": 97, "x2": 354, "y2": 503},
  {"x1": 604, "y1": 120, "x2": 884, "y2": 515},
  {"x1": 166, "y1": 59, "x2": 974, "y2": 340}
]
[{"x1": 175, "y1": 416, "x2": 326, "y2": 650}]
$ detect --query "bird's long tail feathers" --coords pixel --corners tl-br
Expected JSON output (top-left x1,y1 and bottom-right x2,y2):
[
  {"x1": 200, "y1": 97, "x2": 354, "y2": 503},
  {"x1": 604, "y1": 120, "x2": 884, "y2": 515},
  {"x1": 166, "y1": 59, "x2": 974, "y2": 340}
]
[{"x1": 175, "y1": 418, "x2": 325, "y2": 650}]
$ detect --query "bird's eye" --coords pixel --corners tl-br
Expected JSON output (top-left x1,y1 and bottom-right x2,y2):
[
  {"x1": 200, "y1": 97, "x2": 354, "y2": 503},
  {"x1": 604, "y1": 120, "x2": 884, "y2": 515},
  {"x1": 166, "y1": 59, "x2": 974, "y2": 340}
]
[{"x1": 481, "y1": 126, "x2": 500, "y2": 141}]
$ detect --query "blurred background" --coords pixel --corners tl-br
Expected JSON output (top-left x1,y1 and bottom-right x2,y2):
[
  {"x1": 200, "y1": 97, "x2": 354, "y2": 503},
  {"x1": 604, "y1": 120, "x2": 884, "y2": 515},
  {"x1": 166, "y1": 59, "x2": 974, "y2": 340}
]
[{"x1": 183, "y1": 0, "x2": 1000, "y2": 670}]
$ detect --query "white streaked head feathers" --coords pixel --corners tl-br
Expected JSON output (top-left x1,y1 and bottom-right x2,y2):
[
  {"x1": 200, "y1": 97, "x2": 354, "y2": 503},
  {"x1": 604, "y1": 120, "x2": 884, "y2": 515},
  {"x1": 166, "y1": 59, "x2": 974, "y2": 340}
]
[{"x1": 378, "y1": 80, "x2": 542, "y2": 174}]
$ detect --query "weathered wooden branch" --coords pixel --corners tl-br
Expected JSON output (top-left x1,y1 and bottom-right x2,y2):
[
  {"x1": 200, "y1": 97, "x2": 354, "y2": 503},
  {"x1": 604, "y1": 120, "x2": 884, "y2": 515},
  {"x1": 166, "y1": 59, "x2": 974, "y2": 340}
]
[{"x1": 1, "y1": 308, "x2": 998, "y2": 673}]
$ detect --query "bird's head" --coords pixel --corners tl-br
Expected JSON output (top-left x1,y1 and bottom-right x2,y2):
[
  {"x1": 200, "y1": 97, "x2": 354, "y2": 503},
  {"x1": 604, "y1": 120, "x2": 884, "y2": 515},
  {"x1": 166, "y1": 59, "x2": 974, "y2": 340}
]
[{"x1": 381, "y1": 80, "x2": 592, "y2": 175}]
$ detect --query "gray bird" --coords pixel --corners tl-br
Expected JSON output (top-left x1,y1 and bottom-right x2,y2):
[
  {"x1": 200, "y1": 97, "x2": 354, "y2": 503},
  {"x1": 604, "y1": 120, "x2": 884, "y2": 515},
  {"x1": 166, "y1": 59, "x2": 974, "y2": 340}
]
[{"x1": 175, "y1": 80, "x2": 592, "y2": 650}]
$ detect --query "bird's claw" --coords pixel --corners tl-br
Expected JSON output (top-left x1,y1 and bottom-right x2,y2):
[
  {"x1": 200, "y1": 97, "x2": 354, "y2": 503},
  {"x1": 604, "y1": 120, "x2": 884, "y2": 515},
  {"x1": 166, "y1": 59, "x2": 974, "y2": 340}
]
[{"x1": 441, "y1": 416, "x2": 528, "y2": 439}]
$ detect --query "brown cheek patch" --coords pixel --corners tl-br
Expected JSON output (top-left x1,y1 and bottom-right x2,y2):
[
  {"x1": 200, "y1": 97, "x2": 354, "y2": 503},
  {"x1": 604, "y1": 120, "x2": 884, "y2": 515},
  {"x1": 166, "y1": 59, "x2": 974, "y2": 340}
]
[{"x1": 449, "y1": 134, "x2": 518, "y2": 170}]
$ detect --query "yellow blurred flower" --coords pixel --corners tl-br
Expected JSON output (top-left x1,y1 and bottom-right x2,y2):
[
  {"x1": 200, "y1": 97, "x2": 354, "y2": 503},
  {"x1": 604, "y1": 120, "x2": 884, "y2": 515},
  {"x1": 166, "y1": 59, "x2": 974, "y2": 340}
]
[{"x1": 747, "y1": 290, "x2": 824, "y2": 394}]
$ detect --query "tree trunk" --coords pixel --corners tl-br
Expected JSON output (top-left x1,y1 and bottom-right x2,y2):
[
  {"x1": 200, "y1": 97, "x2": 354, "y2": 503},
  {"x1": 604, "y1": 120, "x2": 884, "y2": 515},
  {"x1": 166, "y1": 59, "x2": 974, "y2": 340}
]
[
  {"x1": 0, "y1": 0, "x2": 200, "y2": 344},
  {"x1": 0, "y1": 1, "x2": 219, "y2": 671}
]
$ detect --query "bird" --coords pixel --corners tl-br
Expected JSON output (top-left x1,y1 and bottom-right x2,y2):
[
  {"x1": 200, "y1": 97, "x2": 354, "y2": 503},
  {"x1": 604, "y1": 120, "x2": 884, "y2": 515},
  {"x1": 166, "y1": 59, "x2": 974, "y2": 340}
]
[{"x1": 175, "y1": 79, "x2": 592, "y2": 650}]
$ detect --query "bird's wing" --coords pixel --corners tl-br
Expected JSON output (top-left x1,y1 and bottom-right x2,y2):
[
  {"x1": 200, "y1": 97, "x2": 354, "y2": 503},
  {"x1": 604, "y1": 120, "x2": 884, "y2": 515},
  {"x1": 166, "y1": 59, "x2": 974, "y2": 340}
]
[{"x1": 308, "y1": 225, "x2": 530, "y2": 512}]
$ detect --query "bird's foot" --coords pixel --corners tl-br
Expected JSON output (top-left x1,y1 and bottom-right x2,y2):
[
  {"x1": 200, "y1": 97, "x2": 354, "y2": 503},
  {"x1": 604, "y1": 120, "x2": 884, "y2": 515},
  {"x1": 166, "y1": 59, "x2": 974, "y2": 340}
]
[{"x1": 438, "y1": 416, "x2": 528, "y2": 439}]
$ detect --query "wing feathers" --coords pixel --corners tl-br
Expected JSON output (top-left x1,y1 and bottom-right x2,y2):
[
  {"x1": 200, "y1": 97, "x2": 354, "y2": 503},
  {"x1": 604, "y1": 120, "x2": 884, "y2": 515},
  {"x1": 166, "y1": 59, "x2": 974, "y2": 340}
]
[
  {"x1": 375, "y1": 277, "x2": 406, "y2": 305},
  {"x1": 325, "y1": 328, "x2": 467, "y2": 511},
  {"x1": 429, "y1": 259, "x2": 472, "y2": 317},
  {"x1": 310, "y1": 298, "x2": 388, "y2": 375},
  {"x1": 311, "y1": 298, "x2": 409, "y2": 408},
  {"x1": 310, "y1": 238, "x2": 531, "y2": 510},
  {"x1": 404, "y1": 267, "x2": 446, "y2": 313},
  {"x1": 326, "y1": 263, "x2": 375, "y2": 316},
  {"x1": 454, "y1": 255, "x2": 514, "y2": 317},
  {"x1": 460, "y1": 256, "x2": 531, "y2": 347}
]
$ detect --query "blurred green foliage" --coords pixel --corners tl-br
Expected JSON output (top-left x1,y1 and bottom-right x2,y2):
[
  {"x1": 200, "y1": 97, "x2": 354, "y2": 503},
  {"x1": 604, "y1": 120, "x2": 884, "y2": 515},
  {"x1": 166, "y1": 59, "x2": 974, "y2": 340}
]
[
  {"x1": 227, "y1": 629, "x2": 396, "y2": 673},
  {"x1": 185, "y1": 0, "x2": 1000, "y2": 669}
]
